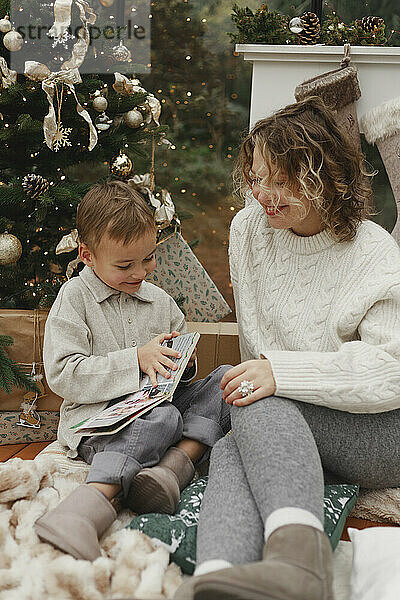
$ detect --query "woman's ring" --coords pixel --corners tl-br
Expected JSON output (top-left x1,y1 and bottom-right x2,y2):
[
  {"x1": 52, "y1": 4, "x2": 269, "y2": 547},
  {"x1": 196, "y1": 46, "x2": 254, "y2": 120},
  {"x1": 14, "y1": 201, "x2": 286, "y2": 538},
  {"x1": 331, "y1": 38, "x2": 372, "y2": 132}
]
[{"x1": 238, "y1": 380, "x2": 255, "y2": 398}]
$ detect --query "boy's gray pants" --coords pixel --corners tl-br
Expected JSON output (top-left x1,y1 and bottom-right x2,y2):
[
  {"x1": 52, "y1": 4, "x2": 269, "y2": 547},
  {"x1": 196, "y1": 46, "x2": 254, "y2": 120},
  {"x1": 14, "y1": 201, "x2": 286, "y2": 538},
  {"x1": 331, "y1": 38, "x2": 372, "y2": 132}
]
[{"x1": 77, "y1": 365, "x2": 231, "y2": 499}]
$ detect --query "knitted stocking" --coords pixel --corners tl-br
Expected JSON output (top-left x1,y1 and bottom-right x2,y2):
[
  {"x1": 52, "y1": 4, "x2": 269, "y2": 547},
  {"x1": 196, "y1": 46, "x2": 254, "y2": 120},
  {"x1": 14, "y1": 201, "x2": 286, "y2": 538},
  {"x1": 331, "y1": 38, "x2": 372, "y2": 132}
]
[
  {"x1": 295, "y1": 64, "x2": 361, "y2": 150},
  {"x1": 361, "y1": 97, "x2": 400, "y2": 244}
]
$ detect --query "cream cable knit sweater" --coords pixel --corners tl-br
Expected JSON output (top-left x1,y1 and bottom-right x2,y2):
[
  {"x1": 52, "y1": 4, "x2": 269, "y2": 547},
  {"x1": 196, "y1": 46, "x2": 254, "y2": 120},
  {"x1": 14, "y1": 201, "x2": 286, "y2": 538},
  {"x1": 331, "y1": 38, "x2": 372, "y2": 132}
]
[{"x1": 229, "y1": 202, "x2": 400, "y2": 413}]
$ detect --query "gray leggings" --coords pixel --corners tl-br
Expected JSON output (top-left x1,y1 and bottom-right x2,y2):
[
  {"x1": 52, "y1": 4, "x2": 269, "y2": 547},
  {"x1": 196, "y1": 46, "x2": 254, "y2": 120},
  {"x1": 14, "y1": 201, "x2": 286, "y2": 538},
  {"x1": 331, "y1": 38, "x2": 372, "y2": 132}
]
[{"x1": 197, "y1": 395, "x2": 400, "y2": 566}]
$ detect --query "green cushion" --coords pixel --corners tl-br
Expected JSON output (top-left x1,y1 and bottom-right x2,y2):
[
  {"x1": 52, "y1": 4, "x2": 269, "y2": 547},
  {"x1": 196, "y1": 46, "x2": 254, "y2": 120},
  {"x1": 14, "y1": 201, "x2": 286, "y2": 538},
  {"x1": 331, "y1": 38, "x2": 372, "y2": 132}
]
[
  {"x1": 323, "y1": 482, "x2": 359, "y2": 550},
  {"x1": 127, "y1": 477, "x2": 359, "y2": 575}
]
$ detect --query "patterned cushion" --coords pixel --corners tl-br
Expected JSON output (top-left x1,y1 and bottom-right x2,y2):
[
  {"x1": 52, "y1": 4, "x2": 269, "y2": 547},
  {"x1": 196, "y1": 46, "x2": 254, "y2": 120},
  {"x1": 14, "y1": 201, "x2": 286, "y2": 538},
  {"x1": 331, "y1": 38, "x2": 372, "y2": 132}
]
[{"x1": 128, "y1": 477, "x2": 359, "y2": 575}]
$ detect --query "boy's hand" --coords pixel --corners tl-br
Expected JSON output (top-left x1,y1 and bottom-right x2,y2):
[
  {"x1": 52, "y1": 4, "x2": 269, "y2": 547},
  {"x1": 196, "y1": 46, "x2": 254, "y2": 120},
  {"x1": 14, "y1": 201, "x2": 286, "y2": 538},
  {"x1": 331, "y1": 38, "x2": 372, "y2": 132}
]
[
  {"x1": 220, "y1": 359, "x2": 276, "y2": 407},
  {"x1": 138, "y1": 331, "x2": 181, "y2": 387}
]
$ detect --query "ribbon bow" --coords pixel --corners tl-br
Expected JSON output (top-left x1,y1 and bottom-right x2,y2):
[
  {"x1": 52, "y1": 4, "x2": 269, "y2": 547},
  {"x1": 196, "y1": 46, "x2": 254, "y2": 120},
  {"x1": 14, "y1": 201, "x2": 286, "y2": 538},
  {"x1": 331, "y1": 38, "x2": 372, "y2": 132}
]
[
  {"x1": 55, "y1": 228, "x2": 79, "y2": 254},
  {"x1": 55, "y1": 229, "x2": 81, "y2": 279},
  {"x1": 0, "y1": 57, "x2": 17, "y2": 88},
  {"x1": 127, "y1": 174, "x2": 177, "y2": 229},
  {"x1": 24, "y1": 0, "x2": 98, "y2": 151},
  {"x1": 113, "y1": 72, "x2": 162, "y2": 126}
]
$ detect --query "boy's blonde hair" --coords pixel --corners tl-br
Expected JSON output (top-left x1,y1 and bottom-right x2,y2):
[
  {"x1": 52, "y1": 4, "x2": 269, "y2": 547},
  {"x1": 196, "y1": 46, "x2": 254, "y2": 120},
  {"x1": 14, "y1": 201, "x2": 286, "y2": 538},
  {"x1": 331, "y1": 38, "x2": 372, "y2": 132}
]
[
  {"x1": 234, "y1": 96, "x2": 374, "y2": 242},
  {"x1": 76, "y1": 180, "x2": 156, "y2": 251}
]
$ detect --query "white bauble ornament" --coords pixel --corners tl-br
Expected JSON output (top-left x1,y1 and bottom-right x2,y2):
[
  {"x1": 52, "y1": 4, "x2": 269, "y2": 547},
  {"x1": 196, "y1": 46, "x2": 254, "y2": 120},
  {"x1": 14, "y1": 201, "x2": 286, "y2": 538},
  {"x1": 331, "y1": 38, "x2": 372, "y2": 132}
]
[
  {"x1": 124, "y1": 109, "x2": 144, "y2": 128},
  {"x1": 3, "y1": 29, "x2": 23, "y2": 51},
  {"x1": 0, "y1": 232, "x2": 22, "y2": 265},
  {"x1": 93, "y1": 95, "x2": 108, "y2": 112},
  {"x1": 112, "y1": 40, "x2": 131, "y2": 62},
  {"x1": 289, "y1": 16, "x2": 304, "y2": 34},
  {"x1": 0, "y1": 15, "x2": 12, "y2": 33},
  {"x1": 95, "y1": 112, "x2": 113, "y2": 131}
]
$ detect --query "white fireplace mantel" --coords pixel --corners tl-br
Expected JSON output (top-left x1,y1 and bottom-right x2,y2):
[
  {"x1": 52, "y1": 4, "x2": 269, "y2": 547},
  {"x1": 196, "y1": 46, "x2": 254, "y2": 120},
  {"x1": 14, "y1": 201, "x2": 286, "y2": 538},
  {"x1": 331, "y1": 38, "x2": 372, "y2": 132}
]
[{"x1": 236, "y1": 44, "x2": 400, "y2": 132}]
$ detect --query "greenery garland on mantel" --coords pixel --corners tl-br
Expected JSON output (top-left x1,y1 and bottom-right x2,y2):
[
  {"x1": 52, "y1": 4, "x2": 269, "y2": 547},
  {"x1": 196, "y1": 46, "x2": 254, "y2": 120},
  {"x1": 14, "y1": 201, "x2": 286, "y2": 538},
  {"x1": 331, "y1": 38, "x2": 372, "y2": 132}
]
[{"x1": 229, "y1": 4, "x2": 400, "y2": 47}]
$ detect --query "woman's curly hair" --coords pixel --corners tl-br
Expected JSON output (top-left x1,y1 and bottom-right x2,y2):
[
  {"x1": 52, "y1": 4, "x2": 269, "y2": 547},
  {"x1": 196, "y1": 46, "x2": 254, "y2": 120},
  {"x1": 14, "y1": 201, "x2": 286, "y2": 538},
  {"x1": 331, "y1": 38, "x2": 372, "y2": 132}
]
[{"x1": 233, "y1": 96, "x2": 375, "y2": 242}]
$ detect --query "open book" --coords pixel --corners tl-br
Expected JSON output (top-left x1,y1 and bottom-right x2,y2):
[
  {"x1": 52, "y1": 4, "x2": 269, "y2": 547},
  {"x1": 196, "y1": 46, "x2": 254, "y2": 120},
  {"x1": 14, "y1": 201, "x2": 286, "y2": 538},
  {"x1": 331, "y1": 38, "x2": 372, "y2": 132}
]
[{"x1": 70, "y1": 331, "x2": 200, "y2": 437}]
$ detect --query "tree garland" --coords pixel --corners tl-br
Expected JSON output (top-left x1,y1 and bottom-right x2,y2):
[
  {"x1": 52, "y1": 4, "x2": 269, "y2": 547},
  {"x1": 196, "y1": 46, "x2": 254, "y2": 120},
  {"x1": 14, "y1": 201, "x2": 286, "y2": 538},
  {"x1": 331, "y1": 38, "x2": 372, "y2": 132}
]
[{"x1": 229, "y1": 3, "x2": 398, "y2": 47}]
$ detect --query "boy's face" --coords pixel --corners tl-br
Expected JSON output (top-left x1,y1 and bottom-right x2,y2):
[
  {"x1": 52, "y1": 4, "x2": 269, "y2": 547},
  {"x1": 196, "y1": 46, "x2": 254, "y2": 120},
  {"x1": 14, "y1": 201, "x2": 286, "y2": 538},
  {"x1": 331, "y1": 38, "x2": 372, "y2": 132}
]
[{"x1": 79, "y1": 229, "x2": 157, "y2": 294}]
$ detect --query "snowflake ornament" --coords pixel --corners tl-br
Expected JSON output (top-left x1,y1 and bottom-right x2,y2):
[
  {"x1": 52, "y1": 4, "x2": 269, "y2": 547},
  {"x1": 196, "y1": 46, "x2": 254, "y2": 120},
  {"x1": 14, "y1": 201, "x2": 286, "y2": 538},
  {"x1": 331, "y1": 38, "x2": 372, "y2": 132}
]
[
  {"x1": 52, "y1": 30, "x2": 75, "y2": 49},
  {"x1": 48, "y1": 29, "x2": 75, "y2": 49},
  {"x1": 52, "y1": 125, "x2": 72, "y2": 151}
]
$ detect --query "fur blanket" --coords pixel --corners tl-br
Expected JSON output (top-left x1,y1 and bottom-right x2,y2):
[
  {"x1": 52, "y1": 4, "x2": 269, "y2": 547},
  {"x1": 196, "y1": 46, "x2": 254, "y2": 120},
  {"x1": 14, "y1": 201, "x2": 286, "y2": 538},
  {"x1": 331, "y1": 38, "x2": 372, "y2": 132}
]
[
  {"x1": 0, "y1": 456, "x2": 183, "y2": 600},
  {"x1": 353, "y1": 487, "x2": 400, "y2": 525}
]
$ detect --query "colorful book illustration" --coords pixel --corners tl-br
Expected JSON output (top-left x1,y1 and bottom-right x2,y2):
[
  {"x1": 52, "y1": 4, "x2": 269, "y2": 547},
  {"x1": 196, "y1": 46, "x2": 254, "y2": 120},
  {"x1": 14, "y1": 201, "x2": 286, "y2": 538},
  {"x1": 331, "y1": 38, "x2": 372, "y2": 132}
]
[{"x1": 71, "y1": 332, "x2": 200, "y2": 437}]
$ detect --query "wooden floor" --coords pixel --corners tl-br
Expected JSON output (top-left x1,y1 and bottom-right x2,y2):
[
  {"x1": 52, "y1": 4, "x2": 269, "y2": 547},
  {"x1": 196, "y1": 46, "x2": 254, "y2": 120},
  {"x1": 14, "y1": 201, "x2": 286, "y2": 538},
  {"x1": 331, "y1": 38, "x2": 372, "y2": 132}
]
[{"x1": 0, "y1": 442, "x2": 395, "y2": 541}]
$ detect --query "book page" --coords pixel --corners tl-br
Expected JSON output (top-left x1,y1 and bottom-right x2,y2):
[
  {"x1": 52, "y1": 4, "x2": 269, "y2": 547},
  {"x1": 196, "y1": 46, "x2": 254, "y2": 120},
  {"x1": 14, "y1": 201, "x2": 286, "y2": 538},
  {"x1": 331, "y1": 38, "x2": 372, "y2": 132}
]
[{"x1": 71, "y1": 331, "x2": 199, "y2": 434}]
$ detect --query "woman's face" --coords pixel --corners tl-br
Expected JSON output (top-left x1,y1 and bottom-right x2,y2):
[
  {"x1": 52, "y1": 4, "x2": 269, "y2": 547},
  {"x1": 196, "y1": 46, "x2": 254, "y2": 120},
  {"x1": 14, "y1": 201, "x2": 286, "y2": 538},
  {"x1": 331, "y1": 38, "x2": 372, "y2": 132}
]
[{"x1": 250, "y1": 145, "x2": 323, "y2": 237}]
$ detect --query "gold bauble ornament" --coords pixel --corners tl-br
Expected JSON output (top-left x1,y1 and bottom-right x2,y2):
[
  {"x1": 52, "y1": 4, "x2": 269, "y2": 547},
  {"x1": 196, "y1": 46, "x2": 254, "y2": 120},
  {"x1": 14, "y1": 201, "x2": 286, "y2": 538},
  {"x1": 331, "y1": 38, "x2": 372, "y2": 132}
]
[
  {"x1": 0, "y1": 15, "x2": 12, "y2": 33},
  {"x1": 123, "y1": 108, "x2": 144, "y2": 128},
  {"x1": 0, "y1": 232, "x2": 22, "y2": 265},
  {"x1": 3, "y1": 29, "x2": 23, "y2": 51},
  {"x1": 110, "y1": 151, "x2": 133, "y2": 178},
  {"x1": 93, "y1": 95, "x2": 108, "y2": 112}
]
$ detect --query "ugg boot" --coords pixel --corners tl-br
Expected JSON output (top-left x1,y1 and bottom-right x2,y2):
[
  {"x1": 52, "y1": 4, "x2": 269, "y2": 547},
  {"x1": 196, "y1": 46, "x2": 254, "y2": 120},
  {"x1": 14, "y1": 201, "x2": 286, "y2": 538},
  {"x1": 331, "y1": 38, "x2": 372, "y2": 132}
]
[
  {"x1": 127, "y1": 446, "x2": 195, "y2": 515},
  {"x1": 34, "y1": 484, "x2": 117, "y2": 561},
  {"x1": 360, "y1": 96, "x2": 400, "y2": 244},
  {"x1": 295, "y1": 46, "x2": 361, "y2": 150},
  {"x1": 175, "y1": 524, "x2": 333, "y2": 600}
]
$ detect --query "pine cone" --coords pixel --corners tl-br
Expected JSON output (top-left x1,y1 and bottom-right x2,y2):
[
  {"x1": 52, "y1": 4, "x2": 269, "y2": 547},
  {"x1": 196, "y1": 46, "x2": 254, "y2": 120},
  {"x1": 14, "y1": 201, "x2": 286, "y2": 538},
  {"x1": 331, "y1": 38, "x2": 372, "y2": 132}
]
[
  {"x1": 298, "y1": 12, "x2": 320, "y2": 45},
  {"x1": 22, "y1": 174, "x2": 50, "y2": 199},
  {"x1": 355, "y1": 16, "x2": 384, "y2": 32}
]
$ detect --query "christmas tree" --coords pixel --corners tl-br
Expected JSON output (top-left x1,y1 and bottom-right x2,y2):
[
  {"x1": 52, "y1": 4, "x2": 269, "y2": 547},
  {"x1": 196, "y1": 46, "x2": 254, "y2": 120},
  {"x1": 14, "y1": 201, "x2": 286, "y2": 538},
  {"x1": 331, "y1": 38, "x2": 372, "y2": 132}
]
[
  {"x1": 0, "y1": 334, "x2": 38, "y2": 393},
  {"x1": 0, "y1": 0, "x2": 169, "y2": 309}
]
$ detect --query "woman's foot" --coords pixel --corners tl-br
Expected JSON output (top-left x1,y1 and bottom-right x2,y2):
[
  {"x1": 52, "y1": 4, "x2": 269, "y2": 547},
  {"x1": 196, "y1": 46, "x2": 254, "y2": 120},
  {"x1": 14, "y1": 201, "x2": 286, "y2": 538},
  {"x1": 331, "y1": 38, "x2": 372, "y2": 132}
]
[
  {"x1": 175, "y1": 524, "x2": 333, "y2": 600},
  {"x1": 127, "y1": 447, "x2": 195, "y2": 514}
]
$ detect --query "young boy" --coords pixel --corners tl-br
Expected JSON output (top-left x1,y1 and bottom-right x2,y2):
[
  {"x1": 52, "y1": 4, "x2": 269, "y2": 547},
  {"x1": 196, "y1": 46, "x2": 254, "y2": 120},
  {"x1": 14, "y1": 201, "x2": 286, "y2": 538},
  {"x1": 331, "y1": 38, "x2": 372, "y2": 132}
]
[{"x1": 34, "y1": 181, "x2": 231, "y2": 562}]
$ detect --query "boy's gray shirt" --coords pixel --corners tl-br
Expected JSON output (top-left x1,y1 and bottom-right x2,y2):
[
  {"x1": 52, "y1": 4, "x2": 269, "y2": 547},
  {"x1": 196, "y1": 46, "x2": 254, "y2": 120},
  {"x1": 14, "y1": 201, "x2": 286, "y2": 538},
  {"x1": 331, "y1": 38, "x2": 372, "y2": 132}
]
[{"x1": 43, "y1": 265, "x2": 187, "y2": 458}]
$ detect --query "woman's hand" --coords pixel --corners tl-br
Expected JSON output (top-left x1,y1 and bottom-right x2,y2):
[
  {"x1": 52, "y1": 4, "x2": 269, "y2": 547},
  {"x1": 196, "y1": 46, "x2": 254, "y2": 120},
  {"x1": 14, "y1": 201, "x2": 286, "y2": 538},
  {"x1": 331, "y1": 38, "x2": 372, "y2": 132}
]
[
  {"x1": 220, "y1": 359, "x2": 276, "y2": 406},
  {"x1": 137, "y1": 331, "x2": 181, "y2": 387}
]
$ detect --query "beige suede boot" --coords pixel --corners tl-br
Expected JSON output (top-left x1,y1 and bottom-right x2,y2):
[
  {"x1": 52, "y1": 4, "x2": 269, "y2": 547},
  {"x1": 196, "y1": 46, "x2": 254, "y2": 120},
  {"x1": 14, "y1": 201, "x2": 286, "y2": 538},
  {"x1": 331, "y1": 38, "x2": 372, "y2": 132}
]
[
  {"x1": 34, "y1": 484, "x2": 117, "y2": 561},
  {"x1": 175, "y1": 524, "x2": 333, "y2": 600},
  {"x1": 127, "y1": 446, "x2": 195, "y2": 514}
]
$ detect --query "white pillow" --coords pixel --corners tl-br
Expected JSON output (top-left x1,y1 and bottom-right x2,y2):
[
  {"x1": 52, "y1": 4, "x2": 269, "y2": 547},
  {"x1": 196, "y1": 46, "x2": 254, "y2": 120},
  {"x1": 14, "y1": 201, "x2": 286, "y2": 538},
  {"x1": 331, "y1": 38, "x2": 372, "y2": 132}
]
[{"x1": 348, "y1": 527, "x2": 400, "y2": 600}]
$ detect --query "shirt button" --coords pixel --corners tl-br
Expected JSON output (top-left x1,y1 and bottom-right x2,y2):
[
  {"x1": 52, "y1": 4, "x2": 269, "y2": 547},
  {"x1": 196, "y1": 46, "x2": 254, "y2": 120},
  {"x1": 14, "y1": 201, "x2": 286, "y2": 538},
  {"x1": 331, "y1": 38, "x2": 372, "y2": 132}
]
[
  {"x1": 131, "y1": 340, "x2": 137, "y2": 347},
  {"x1": 127, "y1": 318, "x2": 132, "y2": 324}
]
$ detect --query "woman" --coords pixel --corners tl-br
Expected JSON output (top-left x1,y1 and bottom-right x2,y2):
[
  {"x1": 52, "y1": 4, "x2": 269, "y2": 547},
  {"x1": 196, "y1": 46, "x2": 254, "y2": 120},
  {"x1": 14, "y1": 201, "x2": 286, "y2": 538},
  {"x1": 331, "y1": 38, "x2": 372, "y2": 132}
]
[{"x1": 175, "y1": 96, "x2": 400, "y2": 600}]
